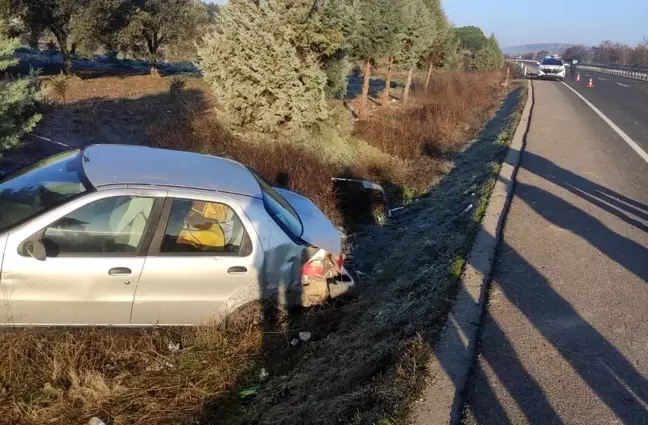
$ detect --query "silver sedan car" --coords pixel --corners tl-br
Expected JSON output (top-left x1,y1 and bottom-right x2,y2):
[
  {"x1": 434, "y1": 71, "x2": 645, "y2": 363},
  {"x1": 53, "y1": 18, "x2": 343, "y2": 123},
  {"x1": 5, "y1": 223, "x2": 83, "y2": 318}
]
[{"x1": 0, "y1": 145, "x2": 353, "y2": 326}]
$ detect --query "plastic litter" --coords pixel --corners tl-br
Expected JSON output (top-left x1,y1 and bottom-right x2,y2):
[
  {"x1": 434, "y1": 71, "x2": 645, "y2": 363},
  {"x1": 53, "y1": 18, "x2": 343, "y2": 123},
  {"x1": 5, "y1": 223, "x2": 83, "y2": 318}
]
[
  {"x1": 238, "y1": 385, "x2": 260, "y2": 399},
  {"x1": 168, "y1": 341, "x2": 180, "y2": 354},
  {"x1": 88, "y1": 418, "x2": 107, "y2": 425},
  {"x1": 290, "y1": 338, "x2": 300, "y2": 346},
  {"x1": 259, "y1": 368, "x2": 269, "y2": 382},
  {"x1": 299, "y1": 332, "x2": 312, "y2": 342}
]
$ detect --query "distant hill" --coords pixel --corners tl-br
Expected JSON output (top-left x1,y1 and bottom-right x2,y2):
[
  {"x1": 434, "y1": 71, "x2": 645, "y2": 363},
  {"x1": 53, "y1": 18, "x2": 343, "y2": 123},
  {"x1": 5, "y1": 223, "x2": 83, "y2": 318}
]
[{"x1": 503, "y1": 43, "x2": 577, "y2": 55}]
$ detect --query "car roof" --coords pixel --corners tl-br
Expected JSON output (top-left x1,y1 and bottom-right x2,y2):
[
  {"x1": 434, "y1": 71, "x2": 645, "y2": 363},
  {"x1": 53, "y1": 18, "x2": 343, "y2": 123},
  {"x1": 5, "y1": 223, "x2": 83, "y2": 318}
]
[{"x1": 81, "y1": 144, "x2": 262, "y2": 198}]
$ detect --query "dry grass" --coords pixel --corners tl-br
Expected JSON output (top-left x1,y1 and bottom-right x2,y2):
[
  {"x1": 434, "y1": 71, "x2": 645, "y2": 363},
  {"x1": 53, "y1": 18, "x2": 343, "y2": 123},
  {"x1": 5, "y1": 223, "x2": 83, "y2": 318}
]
[
  {"x1": 0, "y1": 321, "x2": 263, "y2": 424},
  {"x1": 354, "y1": 70, "x2": 506, "y2": 159},
  {"x1": 1, "y1": 68, "x2": 523, "y2": 425}
]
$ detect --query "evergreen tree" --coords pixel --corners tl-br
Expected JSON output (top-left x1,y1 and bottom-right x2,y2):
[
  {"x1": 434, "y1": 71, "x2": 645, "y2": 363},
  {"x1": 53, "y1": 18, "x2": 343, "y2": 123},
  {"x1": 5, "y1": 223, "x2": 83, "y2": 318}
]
[
  {"x1": 421, "y1": 0, "x2": 451, "y2": 88},
  {"x1": 379, "y1": 2, "x2": 405, "y2": 107},
  {"x1": 349, "y1": 0, "x2": 400, "y2": 117},
  {"x1": 485, "y1": 33, "x2": 504, "y2": 69},
  {"x1": 399, "y1": 0, "x2": 435, "y2": 104},
  {"x1": 198, "y1": 0, "x2": 329, "y2": 134},
  {"x1": 0, "y1": 24, "x2": 40, "y2": 155}
]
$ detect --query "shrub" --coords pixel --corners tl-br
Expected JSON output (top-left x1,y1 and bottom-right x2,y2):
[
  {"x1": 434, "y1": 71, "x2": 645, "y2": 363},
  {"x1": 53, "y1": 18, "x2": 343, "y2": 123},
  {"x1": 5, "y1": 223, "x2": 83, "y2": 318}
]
[
  {"x1": 324, "y1": 56, "x2": 351, "y2": 99},
  {"x1": 47, "y1": 72, "x2": 70, "y2": 103},
  {"x1": 198, "y1": 0, "x2": 330, "y2": 134},
  {"x1": 169, "y1": 76, "x2": 186, "y2": 93},
  {"x1": 0, "y1": 26, "x2": 41, "y2": 155}
]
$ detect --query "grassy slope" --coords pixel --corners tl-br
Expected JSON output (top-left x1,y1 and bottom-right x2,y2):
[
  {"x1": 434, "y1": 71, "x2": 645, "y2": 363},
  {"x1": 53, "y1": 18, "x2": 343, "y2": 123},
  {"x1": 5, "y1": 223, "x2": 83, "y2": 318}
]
[{"x1": 0, "y1": 70, "x2": 525, "y2": 425}]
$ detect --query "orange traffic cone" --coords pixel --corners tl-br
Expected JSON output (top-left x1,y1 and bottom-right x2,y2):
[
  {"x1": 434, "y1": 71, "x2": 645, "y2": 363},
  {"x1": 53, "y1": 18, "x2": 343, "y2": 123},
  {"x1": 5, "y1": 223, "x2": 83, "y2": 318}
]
[
  {"x1": 586, "y1": 78, "x2": 594, "y2": 88},
  {"x1": 576, "y1": 73, "x2": 580, "y2": 82}
]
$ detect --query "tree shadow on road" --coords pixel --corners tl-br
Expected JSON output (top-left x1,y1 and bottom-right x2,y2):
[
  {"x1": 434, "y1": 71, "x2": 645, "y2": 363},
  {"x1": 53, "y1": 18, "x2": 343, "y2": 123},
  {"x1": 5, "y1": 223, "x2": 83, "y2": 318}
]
[{"x1": 438, "y1": 154, "x2": 648, "y2": 424}]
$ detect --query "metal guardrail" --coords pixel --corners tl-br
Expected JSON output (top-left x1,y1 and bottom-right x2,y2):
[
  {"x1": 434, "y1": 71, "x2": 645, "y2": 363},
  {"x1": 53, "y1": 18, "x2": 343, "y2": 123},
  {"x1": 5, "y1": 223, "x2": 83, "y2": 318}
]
[{"x1": 577, "y1": 64, "x2": 648, "y2": 81}]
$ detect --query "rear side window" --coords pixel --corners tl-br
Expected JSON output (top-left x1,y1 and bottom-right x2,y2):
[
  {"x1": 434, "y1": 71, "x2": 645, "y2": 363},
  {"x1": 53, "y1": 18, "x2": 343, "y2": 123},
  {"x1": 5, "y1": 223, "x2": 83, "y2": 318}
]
[
  {"x1": 250, "y1": 172, "x2": 303, "y2": 239},
  {"x1": 160, "y1": 199, "x2": 251, "y2": 256}
]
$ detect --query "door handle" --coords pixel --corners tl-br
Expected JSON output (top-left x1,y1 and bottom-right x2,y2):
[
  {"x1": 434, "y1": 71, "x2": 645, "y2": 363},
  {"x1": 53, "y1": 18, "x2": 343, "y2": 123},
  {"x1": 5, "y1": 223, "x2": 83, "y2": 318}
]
[
  {"x1": 228, "y1": 266, "x2": 248, "y2": 275},
  {"x1": 109, "y1": 267, "x2": 132, "y2": 276}
]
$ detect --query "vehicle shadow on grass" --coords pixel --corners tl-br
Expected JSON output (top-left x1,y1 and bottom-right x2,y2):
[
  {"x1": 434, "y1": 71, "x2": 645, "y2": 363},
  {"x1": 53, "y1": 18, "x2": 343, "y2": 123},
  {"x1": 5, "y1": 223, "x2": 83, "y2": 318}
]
[{"x1": 432, "y1": 159, "x2": 648, "y2": 424}]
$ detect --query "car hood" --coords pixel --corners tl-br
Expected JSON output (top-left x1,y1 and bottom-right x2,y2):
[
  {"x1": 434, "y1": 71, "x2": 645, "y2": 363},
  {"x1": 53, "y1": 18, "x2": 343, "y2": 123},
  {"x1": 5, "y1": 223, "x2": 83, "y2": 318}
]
[
  {"x1": 274, "y1": 188, "x2": 341, "y2": 255},
  {"x1": 540, "y1": 65, "x2": 563, "y2": 70}
]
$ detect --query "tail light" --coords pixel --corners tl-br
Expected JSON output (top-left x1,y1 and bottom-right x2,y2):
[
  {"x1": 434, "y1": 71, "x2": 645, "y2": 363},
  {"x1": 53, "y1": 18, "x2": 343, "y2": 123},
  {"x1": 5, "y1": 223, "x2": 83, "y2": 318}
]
[
  {"x1": 336, "y1": 254, "x2": 344, "y2": 269},
  {"x1": 302, "y1": 260, "x2": 325, "y2": 278}
]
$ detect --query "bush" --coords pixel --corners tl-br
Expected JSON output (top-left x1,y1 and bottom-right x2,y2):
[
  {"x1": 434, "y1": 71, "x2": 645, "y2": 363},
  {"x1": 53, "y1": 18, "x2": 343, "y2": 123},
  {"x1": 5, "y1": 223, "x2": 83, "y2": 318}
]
[
  {"x1": 197, "y1": 0, "x2": 329, "y2": 134},
  {"x1": 324, "y1": 56, "x2": 351, "y2": 99},
  {"x1": 0, "y1": 27, "x2": 41, "y2": 155},
  {"x1": 47, "y1": 72, "x2": 70, "y2": 103}
]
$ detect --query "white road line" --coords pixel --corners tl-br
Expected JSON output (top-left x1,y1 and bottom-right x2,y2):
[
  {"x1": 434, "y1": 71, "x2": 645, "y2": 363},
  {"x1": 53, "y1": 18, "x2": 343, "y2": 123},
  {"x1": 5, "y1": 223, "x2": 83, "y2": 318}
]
[
  {"x1": 561, "y1": 82, "x2": 648, "y2": 165},
  {"x1": 598, "y1": 77, "x2": 607, "y2": 81},
  {"x1": 617, "y1": 83, "x2": 630, "y2": 87}
]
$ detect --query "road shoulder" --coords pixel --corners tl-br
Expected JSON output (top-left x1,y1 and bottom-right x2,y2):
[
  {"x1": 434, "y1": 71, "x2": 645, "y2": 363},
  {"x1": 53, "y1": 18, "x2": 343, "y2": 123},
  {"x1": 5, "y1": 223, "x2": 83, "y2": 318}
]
[{"x1": 408, "y1": 80, "x2": 534, "y2": 425}]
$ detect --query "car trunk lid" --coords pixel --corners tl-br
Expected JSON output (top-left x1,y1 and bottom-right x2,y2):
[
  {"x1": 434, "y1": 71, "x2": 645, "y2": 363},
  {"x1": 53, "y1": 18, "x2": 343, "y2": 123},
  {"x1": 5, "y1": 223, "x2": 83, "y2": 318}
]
[{"x1": 274, "y1": 188, "x2": 341, "y2": 255}]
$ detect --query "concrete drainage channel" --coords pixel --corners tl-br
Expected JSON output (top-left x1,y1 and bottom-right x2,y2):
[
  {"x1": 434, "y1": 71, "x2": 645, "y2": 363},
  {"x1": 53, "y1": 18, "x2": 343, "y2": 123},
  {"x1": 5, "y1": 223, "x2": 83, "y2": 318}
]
[{"x1": 409, "y1": 80, "x2": 535, "y2": 425}]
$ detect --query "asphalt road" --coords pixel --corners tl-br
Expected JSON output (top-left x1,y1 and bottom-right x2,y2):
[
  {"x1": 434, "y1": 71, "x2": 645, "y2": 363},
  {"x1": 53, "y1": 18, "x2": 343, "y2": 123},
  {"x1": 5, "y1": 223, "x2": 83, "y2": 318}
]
[
  {"x1": 462, "y1": 80, "x2": 648, "y2": 424},
  {"x1": 563, "y1": 69, "x2": 648, "y2": 152}
]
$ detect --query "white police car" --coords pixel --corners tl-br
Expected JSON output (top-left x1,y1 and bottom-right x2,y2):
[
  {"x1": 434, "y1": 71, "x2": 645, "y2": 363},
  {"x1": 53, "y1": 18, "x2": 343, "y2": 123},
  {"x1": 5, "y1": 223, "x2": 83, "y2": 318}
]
[{"x1": 536, "y1": 56, "x2": 566, "y2": 81}]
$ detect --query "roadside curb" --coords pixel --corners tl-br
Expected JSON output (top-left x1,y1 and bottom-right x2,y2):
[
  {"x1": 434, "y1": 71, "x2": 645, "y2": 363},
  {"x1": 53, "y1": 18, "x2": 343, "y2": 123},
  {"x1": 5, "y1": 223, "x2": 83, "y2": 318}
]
[{"x1": 409, "y1": 80, "x2": 534, "y2": 425}]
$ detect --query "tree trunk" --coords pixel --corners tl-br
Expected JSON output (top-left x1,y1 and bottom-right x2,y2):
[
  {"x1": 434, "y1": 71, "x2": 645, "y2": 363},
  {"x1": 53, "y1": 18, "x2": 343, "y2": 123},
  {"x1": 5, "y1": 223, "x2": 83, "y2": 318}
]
[
  {"x1": 403, "y1": 68, "x2": 413, "y2": 104},
  {"x1": 53, "y1": 31, "x2": 72, "y2": 75},
  {"x1": 359, "y1": 60, "x2": 371, "y2": 118},
  {"x1": 145, "y1": 34, "x2": 159, "y2": 75},
  {"x1": 381, "y1": 57, "x2": 393, "y2": 107},
  {"x1": 425, "y1": 62, "x2": 434, "y2": 90}
]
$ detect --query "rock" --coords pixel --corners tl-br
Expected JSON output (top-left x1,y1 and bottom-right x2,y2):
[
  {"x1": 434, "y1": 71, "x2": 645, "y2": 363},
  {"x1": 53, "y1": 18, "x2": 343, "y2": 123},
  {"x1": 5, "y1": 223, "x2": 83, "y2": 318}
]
[{"x1": 290, "y1": 338, "x2": 300, "y2": 346}]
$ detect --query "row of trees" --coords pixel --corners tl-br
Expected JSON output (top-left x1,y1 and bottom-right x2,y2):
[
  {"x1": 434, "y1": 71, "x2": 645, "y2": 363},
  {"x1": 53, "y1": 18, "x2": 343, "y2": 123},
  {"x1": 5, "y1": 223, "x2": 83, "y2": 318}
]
[
  {"x1": 0, "y1": 0, "x2": 505, "y2": 143},
  {"x1": 0, "y1": 0, "x2": 213, "y2": 73},
  {"x1": 563, "y1": 40, "x2": 648, "y2": 66},
  {"x1": 198, "y1": 0, "x2": 504, "y2": 133}
]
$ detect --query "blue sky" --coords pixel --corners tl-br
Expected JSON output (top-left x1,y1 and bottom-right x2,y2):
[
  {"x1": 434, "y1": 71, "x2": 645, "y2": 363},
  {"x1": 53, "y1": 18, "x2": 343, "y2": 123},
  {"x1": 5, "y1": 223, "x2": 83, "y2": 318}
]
[
  {"x1": 204, "y1": 0, "x2": 647, "y2": 48},
  {"x1": 443, "y1": 0, "x2": 647, "y2": 47}
]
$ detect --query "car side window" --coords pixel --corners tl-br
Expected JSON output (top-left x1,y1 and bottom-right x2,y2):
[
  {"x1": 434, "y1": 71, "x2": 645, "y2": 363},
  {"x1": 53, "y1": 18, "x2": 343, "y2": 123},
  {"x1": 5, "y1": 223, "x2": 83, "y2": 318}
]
[
  {"x1": 159, "y1": 199, "x2": 251, "y2": 256},
  {"x1": 42, "y1": 196, "x2": 155, "y2": 256}
]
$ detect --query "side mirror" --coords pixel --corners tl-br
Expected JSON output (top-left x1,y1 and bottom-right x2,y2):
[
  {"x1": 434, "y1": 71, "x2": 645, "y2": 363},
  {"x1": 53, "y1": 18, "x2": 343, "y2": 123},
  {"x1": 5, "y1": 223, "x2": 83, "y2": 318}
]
[{"x1": 25, "y1": 240, "x2": 47, "y2": 261}]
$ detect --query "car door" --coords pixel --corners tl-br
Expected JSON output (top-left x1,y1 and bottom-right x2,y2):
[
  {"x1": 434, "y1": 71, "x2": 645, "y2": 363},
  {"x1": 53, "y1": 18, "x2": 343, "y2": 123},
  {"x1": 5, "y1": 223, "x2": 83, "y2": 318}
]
[
  {"x1": 131, "y1": 191, "x2": 264, "y2": 325},
  {"x1": 0, "y1": 188, "x2": 165, "y2": 325}
]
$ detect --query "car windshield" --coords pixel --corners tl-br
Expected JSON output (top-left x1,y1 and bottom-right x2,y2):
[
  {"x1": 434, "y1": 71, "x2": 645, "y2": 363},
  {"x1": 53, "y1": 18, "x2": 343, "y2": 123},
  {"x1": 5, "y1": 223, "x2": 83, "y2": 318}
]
[
  {"x1": 249, "y1": 171, "x2": 303, "y2": 239},
  {"x1": 541, "y1": 58, "x2": 563, "y2": 66},
  {"x1": 0, "y1": 151, "x2": 91, "y2": 232}
]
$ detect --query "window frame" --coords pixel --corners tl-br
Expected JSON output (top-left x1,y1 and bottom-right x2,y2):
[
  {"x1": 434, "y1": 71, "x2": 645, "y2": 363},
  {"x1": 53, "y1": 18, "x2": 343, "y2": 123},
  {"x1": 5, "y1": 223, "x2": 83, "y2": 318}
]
[
  {"x1": 21, "y1": 195, "x2": 165, "y2": 258},
  {"x1": 148, "y1": 197, "x2": 253, "y2": 258}
]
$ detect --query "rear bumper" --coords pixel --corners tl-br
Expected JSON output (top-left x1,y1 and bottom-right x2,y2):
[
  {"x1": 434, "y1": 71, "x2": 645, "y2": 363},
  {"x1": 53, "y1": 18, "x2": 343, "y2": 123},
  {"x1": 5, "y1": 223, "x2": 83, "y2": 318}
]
[{"x1": 300, "y1": 265, "x2": 356, "y2": 306}]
